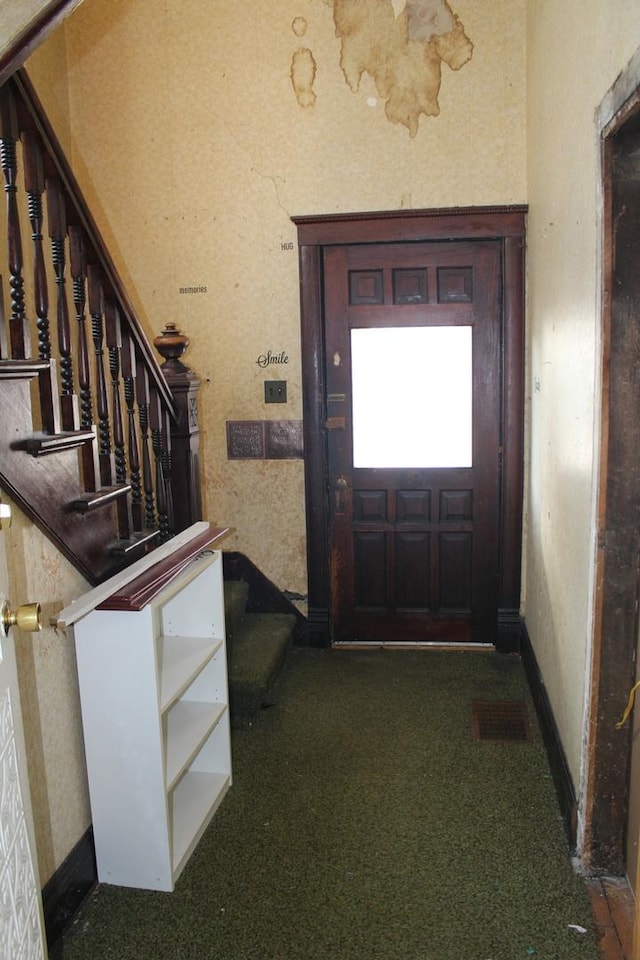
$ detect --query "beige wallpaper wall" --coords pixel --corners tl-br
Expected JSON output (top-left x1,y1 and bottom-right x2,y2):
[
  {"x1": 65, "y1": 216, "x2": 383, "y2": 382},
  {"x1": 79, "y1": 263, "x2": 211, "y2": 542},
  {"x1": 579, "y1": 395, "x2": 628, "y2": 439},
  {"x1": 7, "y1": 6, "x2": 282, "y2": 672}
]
[
  {"x1": 13, "y1": 0, "x2": 640, "y2": 887},
  {"x1": 21, "y1": 0, "x2": 527, "y2": 877},
  {"x1": 525, "y1": 1, "x2": 640, "y2": 796},
  {"x1": 32, "y1": 0, "x2": 527, "y2": 596}
]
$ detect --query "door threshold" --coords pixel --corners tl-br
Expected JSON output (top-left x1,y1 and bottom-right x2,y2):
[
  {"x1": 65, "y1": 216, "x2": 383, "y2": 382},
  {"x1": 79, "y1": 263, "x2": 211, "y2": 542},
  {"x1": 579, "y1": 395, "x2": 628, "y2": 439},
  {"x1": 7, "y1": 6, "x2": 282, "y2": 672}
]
[{"x1": 332, "y1": 641, "x2": 496, "y2": 651}]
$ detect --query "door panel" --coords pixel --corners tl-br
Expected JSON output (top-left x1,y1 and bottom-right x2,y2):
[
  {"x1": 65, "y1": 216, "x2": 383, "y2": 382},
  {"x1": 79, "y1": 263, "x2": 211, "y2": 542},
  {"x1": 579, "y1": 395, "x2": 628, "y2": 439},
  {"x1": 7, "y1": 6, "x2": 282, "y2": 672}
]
[
  {"x1": 0, "y1": 517, "x2": 47, "y2": 959},
  {"x1": 324, "y1": 241, "x2": 501, "y2": 644}
]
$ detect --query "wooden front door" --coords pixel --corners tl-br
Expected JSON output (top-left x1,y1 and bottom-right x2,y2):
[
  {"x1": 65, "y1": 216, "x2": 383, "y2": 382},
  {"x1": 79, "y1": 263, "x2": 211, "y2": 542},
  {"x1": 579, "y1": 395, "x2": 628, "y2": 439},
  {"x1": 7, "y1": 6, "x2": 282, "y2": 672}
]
[
  {"x1": 294, "y1": 207, "x2": 525, "y2": 650},
  {"x1": 324, "y1": 240, "x2": 502, "y2": 643}
]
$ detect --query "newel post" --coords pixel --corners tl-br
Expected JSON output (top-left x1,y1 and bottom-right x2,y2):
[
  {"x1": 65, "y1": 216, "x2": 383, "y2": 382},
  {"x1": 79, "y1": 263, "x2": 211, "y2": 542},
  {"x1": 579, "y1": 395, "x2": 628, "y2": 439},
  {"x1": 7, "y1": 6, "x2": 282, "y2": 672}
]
[{"x1": 153, "y1": 323, "x2": 203, "y2": 533}]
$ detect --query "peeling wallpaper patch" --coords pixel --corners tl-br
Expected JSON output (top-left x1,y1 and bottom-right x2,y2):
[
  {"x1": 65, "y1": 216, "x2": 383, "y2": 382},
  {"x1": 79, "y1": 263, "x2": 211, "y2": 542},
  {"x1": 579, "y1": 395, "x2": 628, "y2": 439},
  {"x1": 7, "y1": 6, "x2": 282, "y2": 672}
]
[
  {"x1": 291, "y1": 47, "x2": 317, "y2": 108},
  {"x1": 292, "y1": 16, "x2": 307, "y2": 37},
  {"x1": 406, "y1": 0, "x2": 456, "y2": 41},
  {"x1": 292, "y1": 0, "x2": 472, "y2": 136}
]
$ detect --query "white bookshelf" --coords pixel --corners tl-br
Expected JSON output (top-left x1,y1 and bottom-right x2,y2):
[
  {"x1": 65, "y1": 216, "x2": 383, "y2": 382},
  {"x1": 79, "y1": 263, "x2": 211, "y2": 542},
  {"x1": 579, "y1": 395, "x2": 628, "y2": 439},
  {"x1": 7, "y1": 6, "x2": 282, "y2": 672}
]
[{"x1": 66, "y1": 532, "x2": 231, "y2": 892}]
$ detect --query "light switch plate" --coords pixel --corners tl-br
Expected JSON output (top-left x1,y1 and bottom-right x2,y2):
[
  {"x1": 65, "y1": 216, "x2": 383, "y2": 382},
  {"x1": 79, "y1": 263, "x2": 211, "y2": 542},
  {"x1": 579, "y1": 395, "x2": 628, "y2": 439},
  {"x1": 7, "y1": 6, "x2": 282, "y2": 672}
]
[{"x1": 265, "y1": 380, "x2": 287, "y2": 403}]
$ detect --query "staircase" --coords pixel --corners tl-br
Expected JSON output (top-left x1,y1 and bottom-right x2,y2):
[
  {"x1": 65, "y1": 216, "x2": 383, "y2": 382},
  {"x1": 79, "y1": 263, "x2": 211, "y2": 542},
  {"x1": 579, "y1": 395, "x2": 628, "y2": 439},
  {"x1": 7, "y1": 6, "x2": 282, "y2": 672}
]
[
  {"x1": 0, "y1": 68, "x2": 303, "y2": 696},
  {"x1": 0, "y1": 71, "x2": 194, "y2": 583},
  {"x1": 224, "y1": 579, "x2": 297, "y2": 726}
]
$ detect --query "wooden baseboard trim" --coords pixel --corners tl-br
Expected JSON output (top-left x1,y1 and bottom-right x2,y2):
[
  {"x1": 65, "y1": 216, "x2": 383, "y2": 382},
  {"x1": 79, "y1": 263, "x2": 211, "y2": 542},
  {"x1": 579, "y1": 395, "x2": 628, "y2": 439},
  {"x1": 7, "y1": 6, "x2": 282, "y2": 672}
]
[
  {"x1": 520, "y1": 620, "x2": 578, "y2": 851},
  {"x1": 42, "y1": 826, "x2": 96, "y2": 949},
  {"x1": 497, "y1": 609, "x2": 522, "y2": 652}
]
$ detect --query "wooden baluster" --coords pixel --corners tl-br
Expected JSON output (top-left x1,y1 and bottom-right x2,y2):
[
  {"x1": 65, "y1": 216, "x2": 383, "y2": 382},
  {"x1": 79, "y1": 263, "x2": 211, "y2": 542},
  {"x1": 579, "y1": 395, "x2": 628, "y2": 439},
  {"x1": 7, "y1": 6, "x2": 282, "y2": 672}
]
[
  {"x1": 105, "y1": 299, "x2": 130, "y2": 539},
  {"x1": 22, "y1": 129, "x2": 50, "y2": 360},
  {"x1": 162, "y1": 406, "x2": 174, "y2": 537},
  {"x1": 69, "y1": 225, "x2": 93, "y2": 429},
  {"x1": 150, "y1": 388, "x2": 170, "y2": 541},
  {"x1": 105, "y1": 301, "x2": 125, "y2": 482},
  {"x1": 22, "y1": 127, "x2": 59, "y2": 434},
  {"x1": 136, "y1": 360, "x2": 155, "y2": 528},
  {"x1": 68, "y1": 227, "x2": 97, "y2": 492},
  {"x1": 121, "y1": 329, "x2": 143, "y2": 531},
  {"x1": 0, "y1": 276, "x2": 7, "y2": 358},
  {"x1": 47, "y1": 176, "x2": 77, "y2": 428},
  {"x1": 87, "y1": 264, "x2": 112, "y2": 487},
  {"x1": 0, "y1": 85, "x2": 27, "y2": 358}
]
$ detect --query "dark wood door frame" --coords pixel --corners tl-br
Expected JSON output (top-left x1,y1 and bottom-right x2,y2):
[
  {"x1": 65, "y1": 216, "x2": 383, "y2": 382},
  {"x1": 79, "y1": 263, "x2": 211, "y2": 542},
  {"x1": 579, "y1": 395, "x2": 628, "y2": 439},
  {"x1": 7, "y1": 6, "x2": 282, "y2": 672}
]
[
  {"x1": 583, "y1": 50, "x2": 640, "y2": 876},
  {"x1": 293, "y1": 206, "x2": 527, "y2": 648}
]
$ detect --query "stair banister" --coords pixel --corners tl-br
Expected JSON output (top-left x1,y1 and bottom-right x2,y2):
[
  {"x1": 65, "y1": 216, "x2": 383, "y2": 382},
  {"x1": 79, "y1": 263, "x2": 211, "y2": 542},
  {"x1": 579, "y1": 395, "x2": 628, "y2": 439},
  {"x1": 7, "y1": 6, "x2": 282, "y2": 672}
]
[
  {"x1": 11, "y1": 69, "x2": 175, "y2": 415},
  {"x1": 0, "y1": 68, "x2": 205, "y2": 584}
]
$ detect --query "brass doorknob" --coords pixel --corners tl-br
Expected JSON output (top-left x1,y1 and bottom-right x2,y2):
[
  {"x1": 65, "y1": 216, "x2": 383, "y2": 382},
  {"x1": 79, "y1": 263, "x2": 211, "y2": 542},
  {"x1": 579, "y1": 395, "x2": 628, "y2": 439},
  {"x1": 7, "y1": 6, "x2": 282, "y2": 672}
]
[
  {"x1": 333, "y1": 475, "x2": 349, "y2": 513},
  {"x1": 1, "y1": 601, "x2": 42, "y2": 634}
]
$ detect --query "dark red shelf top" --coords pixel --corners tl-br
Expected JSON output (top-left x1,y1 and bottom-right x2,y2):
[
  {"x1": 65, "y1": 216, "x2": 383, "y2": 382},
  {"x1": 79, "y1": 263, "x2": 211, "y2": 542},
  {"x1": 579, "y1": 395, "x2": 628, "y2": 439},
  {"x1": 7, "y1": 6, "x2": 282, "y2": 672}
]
[{"x1": 96, "y1": 526, "x2": 230, "y2": 612}]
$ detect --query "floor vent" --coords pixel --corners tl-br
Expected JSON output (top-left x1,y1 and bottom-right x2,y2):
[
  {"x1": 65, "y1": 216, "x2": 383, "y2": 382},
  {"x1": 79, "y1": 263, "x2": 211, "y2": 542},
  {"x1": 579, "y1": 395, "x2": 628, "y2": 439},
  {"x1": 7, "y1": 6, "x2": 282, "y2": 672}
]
[{"x1": 471, "y1": 699, "x2": 531, "y2": 743}]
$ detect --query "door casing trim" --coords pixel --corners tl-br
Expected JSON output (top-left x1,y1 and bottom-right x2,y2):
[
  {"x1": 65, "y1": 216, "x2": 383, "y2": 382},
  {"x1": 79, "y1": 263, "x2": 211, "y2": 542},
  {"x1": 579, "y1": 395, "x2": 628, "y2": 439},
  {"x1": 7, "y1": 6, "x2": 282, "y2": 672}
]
[
  {"x1": 582, "y1": 47, "x2": 640, "y2": 875},
  {"x1": 293, "y1": 206, "x2": 527, "y2": 647}
]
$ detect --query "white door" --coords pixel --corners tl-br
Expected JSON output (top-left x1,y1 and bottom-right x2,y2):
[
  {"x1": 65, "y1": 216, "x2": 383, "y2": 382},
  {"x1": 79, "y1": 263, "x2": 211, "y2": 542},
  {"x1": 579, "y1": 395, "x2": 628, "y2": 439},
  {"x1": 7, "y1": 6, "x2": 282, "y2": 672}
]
[{"x1": 0, "y1": 510, "x2": 47, "y2": 960}]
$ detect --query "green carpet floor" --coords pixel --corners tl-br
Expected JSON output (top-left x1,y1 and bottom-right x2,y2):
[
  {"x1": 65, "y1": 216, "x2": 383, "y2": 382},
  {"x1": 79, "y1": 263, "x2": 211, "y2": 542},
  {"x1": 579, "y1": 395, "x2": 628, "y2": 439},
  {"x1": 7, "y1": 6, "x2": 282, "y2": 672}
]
[{"x1": 55, "y1": 648, "x2": 600, "y2": 960}]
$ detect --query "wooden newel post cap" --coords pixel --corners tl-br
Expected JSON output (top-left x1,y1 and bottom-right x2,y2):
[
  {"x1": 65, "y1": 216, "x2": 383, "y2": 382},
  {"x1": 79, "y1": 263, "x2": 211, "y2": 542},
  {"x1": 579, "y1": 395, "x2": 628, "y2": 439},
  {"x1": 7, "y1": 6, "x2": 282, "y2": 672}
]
[{"x1": 154, "y1": 323, "x2": 191, "y2": 374}]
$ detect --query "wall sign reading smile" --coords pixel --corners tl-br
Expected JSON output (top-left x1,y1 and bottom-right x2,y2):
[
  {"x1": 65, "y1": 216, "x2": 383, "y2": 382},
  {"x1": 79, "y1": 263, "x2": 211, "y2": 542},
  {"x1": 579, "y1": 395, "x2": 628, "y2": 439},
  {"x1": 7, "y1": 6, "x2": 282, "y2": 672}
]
[{"x1": 256, "y1": 350, "x2": 289, "y2": 368}]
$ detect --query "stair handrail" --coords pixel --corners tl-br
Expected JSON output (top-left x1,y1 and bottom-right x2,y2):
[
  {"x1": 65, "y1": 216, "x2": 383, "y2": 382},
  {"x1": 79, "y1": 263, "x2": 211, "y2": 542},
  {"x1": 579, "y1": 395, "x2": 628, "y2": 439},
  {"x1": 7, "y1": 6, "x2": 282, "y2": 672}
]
[
  {"x1": 0, "y1": 1, "x2": 86, "y2": 89},
  {"x1": 0, "y1": 67, "x2": 206, "y2": 582},
  {"x1": 11, "y1": 68, "x2": 175, "y2": 417}
]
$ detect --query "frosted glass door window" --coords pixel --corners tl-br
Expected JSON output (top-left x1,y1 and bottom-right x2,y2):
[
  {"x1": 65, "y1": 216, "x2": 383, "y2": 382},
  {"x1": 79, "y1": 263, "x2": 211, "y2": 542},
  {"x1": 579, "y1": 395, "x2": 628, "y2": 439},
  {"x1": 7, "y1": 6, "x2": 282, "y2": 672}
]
[{"x1": 351, "y1": 326, "x2": 473, "y2": 468}]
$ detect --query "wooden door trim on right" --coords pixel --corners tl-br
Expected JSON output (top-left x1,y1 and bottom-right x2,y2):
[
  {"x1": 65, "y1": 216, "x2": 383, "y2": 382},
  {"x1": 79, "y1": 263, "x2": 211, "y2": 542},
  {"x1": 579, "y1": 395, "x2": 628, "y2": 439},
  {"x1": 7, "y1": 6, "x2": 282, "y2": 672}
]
[
  {"x1": 584, "y1": 54, "x2": 640, "y2": 881},
  {"x1": 293, "y1": 206, "x2": 527, "y2": 648}
]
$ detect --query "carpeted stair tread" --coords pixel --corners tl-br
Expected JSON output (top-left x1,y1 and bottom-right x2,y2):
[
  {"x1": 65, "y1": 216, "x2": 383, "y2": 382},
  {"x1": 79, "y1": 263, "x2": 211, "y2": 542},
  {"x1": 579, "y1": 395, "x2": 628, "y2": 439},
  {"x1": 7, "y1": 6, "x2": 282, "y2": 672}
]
[
  {"x1": 223, "y1": 579, "x2": 249, "y2": 639},
  {"x1": 227, "y1": 612, "x2": 295, "y2": 721}
]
